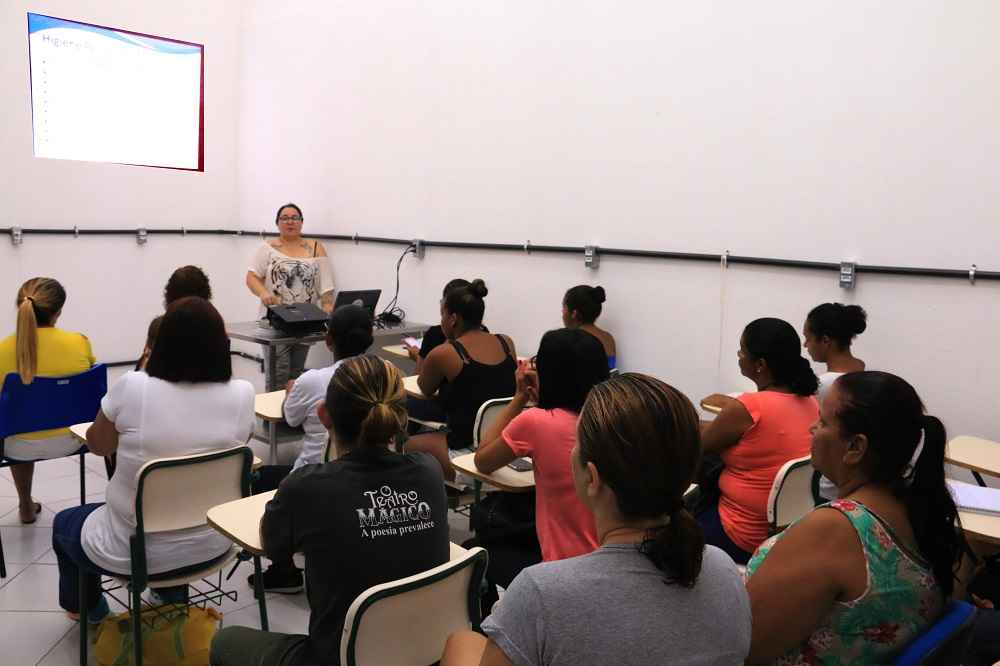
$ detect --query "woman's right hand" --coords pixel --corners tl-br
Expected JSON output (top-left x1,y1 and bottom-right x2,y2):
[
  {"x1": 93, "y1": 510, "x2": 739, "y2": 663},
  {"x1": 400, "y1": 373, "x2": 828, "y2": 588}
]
[
  {"x1": 260, "y1": 293, "x2": 281, "y2": 306},
  {"x1": 515, "y1": 359, "x2": 538, "y2": 403}
]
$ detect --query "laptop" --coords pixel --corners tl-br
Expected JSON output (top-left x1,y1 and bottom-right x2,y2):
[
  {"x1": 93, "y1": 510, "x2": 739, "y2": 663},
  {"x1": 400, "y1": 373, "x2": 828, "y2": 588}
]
[{"x1": 333, "y1": 289, "x2": 381, "y2": 318}]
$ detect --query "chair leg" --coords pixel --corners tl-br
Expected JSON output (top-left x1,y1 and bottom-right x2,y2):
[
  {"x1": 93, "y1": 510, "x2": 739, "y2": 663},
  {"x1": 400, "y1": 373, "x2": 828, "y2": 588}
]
[
  {"x1": 79, "y1": 453, "x2": 86, "y2": 505},
  {"x1": 253, "y1": 555, "x2": 269, "y2": 631},
  {"x1": 78, "y1": 571, "x2": 88, "y2": 666},
  {"x1": 132, "y1": 583, "x2": 143, "y2": 666},
  {"x1": 0, "y1": 529, "x2": 6, "y2": 578}
]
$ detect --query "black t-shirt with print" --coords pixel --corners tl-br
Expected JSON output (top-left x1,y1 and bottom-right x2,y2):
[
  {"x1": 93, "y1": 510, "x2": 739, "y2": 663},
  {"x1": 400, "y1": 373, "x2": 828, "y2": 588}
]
[{"x1": 261, "y1": 447, "x2": 450, "y2": 665}]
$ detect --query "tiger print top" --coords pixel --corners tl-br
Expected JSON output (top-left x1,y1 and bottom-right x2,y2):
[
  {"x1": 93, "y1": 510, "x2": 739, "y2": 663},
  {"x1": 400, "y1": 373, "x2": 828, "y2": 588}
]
[{"x1": 249, "y1": 240, "x2": 335, "y2": 316}]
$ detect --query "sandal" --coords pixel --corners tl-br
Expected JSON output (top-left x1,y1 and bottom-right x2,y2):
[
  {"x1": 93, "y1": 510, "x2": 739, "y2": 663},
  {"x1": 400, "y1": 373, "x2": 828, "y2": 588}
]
[{"x1": 18, "y1": 501, "x2": 42, "y2": 525}]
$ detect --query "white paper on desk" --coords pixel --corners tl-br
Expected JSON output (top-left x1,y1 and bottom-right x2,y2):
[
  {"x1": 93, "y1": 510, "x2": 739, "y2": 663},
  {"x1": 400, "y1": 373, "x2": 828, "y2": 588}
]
[{"x1": 947, "y1": 480, "x2": 1000, "y2": 515}]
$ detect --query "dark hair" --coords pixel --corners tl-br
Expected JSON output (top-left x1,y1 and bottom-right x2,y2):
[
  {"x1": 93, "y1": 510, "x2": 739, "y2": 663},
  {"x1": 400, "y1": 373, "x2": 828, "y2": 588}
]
[
  {"x1": 536, "y1": 328, "x2": 609, "y2": 411},
  {"x1": 15, "y1": 278, "x2": 67, "y2": 384},
  {"x1": 164, "y1": 266, "x2": 212, "y2": 305},
  {"x1": 577, "y1": 373, "x2": 704, "y2": 587},
  {"x1": 443, "y1": 279, "x2": 488, "y2": 327},
  {"x1": 833, "y1": 372, "x2": 964, "y2": 597},
  {"x1": 743, "y1": 318, "x2": 818, "y2": 396},
  {"x1": 564, "y1": 285, "x2": 606, "y2": 324},
  {"x1": 136, "y1": 315, "x2": 165, "y2": 371},
  {"x1": 275, "y1": 203, "x2": 303, "y2": 224},
  {"x1": 442, "y1": 278, "x2": 471, "y2": 298},
  {"x1": 806, "y1": 303, "x2": 867, "y2": 348},
  {"x1": 327, "y1": 304, "x2": 374, "y2": 358},
  {"x1": 325, "y1": 354, "x2": 407, "y2": 449},
  {"x1": 146, "y1": 297, "x2": 232, "y2": 383}
]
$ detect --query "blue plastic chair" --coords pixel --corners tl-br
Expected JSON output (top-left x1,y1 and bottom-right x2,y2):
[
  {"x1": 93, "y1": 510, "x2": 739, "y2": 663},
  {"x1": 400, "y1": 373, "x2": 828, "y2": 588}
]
[
  {"x1": 893, "y1": 600, "x2": 977, "y2": 666},
  {"x1": 0, "y1": 364, "x2": 107, "y2": 577}
]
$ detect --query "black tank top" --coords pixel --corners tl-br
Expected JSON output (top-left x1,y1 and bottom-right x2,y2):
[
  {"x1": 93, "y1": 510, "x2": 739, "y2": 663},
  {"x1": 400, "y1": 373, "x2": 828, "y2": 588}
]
[{"x1": 441, "y1": 335, "x2": 517, "y2": 449}]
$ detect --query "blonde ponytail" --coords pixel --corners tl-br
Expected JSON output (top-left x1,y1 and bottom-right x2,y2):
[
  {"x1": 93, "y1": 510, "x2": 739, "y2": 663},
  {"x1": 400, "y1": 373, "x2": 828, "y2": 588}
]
[
  {"x1": 15, "y1": 278, "x2": 67, "y2": 385},
  {"x1": 16, "y1": 297, "x2": 39, "y2": 384},
  {"x1": 326, "y1": 355, "x2": 407, "y2": 449}
]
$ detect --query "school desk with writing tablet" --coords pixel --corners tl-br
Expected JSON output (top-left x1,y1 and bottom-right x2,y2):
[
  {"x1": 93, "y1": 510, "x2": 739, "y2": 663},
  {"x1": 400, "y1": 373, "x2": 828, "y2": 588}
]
[
  {"x1": 383, "y1": 344, "x2": 410, "y2": 359},
  {"x1": 449, "y1": 452, "x2": 535, "y2": 493},
  {"x1": 206, "y1": 490, "x2": 468, "y2": 559},
  {"x1": 945, "y1": 436, "x2": 1000, "y2": 485},
  {"x1": 957, "y1": 510, "x2": 1000, "y2": 546},
  {"x1": 403, "y1": 375, "x2": 434, "y2": 399},
  {"x1": 254, "y1": 390, "x2": 288, "y2": 464},
  {"x1": 69, "y1": 422, "x2": 263, "y2": 471}
]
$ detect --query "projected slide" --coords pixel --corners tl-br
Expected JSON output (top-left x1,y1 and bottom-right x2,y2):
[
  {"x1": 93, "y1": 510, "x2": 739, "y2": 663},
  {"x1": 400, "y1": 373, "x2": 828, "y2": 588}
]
[{"x1": 27, "y1": 13, "x2": 204, "y2": 171}]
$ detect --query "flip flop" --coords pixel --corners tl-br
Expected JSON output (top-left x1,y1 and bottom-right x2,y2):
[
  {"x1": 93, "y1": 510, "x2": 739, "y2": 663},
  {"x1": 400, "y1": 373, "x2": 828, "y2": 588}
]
[{"x1": 19, "y1": 501, "x2": 42, "y2": 525}]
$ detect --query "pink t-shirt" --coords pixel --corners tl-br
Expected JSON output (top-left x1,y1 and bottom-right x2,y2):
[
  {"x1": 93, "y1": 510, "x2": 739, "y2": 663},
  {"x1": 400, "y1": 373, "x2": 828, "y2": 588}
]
[
  {"x1": 502, "y1": 408, "x2": 598, "y2": 561},
  {"x1": 718, "y1": 391, "x2": 818, "y2": 553}
]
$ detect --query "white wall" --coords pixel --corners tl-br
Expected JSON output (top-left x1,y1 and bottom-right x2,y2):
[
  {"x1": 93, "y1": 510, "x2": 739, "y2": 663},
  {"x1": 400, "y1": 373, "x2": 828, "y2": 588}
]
[
  {"x1": 0, "y1": 0, "x2": 265, "y2": 384},
  {"x1": 239, "y1": 0, "x2": 1000, "y2": 454}
]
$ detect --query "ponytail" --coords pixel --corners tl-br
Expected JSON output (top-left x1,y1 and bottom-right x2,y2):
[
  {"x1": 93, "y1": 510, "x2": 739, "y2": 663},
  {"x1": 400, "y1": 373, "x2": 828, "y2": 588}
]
[
  {"x1": 358, "y1": 400, "x2": 407, "y2": 449},
  {"x1": 904, "y1": 415, "x2": 963, "y2": 597},
  {"x1": 14, "y1": 278, "x2": 67, "y2": 385},
  {"x1": 15, "y1": 297, "x2": 39, "y2": 384},
  {"x1": 641, "y1": 507, "x2": 704, "y2": 588},
  {"x1": 326, "y1": 355, "x2": 407, "y2": 450},
  {"x1": 786, "y1": 356, "x2": 820, "y2": 397}
]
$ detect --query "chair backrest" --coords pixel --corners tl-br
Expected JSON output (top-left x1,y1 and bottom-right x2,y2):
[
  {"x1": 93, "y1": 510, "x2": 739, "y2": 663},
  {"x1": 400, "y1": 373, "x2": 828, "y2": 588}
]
[
  {"x1": 767, "y1": 455, "x2": 815, "y2": 531},
  {"x1": 341, "y1": 546, "x2": 488, "y2": 666},
  {"x1": 472, "y1": 397, "x2": 515, "y2": 450},
  {"x1": 892, "y1": 600, "x2": 977, "y2": 666},
  {"x1": 135, "y1": 445, "x2": 252, "y2": 534},
  {"x1": 0, "y1": 365, "x2": 107, "y2": 439}
]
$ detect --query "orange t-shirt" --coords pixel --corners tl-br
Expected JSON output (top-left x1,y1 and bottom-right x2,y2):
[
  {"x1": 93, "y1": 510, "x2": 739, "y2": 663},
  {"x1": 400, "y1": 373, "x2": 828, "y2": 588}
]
[{"x1": 717, "y1": 391, "x2": 818, "y2": 553}]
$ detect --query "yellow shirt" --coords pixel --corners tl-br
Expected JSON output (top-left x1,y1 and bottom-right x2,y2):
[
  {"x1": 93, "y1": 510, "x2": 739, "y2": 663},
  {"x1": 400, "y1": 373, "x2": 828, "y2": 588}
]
[{"x1": 0, "y1": 327, "x2": 96, "y2": 439}]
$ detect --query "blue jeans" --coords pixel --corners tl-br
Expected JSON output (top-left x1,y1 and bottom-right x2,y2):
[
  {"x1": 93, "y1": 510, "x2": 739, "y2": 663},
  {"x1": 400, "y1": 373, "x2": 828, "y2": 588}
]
[
  {"x1": 53, "y1": 503, "x2": 189, "y2": 613},
  {"x1": 53, "y1": 503, "x2": 115, "y2": 613},
  {"x1": 696, "y1": 501, "x2": 753, "y2": 565}
]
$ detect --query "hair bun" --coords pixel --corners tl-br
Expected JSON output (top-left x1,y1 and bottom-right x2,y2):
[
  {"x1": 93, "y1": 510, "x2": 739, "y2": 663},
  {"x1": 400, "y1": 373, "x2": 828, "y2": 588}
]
[
  {"x1": 591, "y1": 286, "x2": 606, "y2": 304},
  {"x1": 470, "y1": 279, "x2": 488, "y2": 299},
  {"x1": 843, "y1": 304, "x2": 868, "y2": 336}
]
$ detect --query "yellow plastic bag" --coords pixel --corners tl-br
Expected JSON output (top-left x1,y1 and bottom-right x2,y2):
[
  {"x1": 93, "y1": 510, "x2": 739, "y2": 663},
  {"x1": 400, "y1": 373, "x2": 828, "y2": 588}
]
[{"x1": 94, "y1": 605, "x2": 221, "y2": 666}]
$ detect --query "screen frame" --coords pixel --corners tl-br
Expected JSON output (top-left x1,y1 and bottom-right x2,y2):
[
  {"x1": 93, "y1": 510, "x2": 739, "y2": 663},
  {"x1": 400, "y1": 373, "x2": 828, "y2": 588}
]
[{"x1": 26, "y1": 12, "x2": 205, "y2": 172}]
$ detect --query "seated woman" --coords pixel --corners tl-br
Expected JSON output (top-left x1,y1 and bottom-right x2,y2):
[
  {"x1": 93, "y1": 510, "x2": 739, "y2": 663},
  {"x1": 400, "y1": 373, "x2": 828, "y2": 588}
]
[
  {"x1": 803, "y1": 302, "x2": 867, "y2": 399},
  {"x1": 164, "y1": 265, "x2": 212, "y2": 306},
  {"x1": 699, "y1": 318, "x2": 818, "y2": 564},
  {"x1": 403, "y1": 278, "x2": 471, "y2": 427},
  {"x1": 442, "y1": 374, "x2": 752, "y2": 665},
  {"x1": 745, "y1": 372, "x2": 966, "y2": 664},
  {"x1": 210, "y1": 356, "x2": 450, "y2": 666},
  {"x1": 562, "y1": 285, "x2": 616, "y2": 370},
  {"x1": 406, "y1": 279, "x2": 516, "y2": 481},
  {"x1": 803, "y1": 303, "x2": 868, "y2": 501},
  {"x1": 475, "y1": 328, "x2": 609, "y2": 561},
  {"x1": 0, "y1": 278, "x2": 95, "y2": 524},
  {"x1": 52, "y1": 297, "x2": 254, "y2": 622},
  {"x1": 249, "y1": 303, "x2": 373, "y2": 593}
]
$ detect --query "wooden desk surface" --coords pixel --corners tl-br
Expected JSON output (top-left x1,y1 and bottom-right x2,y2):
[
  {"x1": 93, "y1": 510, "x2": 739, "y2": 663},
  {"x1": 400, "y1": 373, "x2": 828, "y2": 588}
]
[
  {"x1": 70, "y1": 422, "x2": 261, "y2": 470},
  {"x1": 206, "y1": 490, "x2": 470, "y2": 559},
  {"x1": 403, "y1": 375, "x2": 430, "y2": 399},
  {"x1": 383, "y1": 344, "x2": 411, "y2": 359},
  {"x1": 255, "y1": 390, "x2": 286, "y2": 421},
  {"x1": 945, "y1": 436, "x2": 1000, "y2": 478},
  {"x1": 959, "y1": 510, "x2": 1000, "y2": 546},
  {"x1": 450, "y1": 452, "x2": 535, "y2": 492}
]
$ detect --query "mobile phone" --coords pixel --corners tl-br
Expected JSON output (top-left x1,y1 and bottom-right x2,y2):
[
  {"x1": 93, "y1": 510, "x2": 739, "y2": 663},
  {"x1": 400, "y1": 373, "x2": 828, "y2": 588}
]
[
  {"x1": 507, "y1": 458, "x2": 534, "y2": 472},
  {"x1": 403, "y1": 336, "x2": 419, "y2": 348}
]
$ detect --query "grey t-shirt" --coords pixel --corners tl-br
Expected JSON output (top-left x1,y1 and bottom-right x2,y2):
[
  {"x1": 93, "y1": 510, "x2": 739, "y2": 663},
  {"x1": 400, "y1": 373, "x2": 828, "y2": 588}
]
[{"x1": 482, "y1": 544, "x2": 751, "y2": 666}]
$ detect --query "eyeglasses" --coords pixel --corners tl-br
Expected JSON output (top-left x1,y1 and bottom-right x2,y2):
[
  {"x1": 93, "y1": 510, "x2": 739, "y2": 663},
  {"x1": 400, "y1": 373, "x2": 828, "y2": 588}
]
[{"x1": 278, "y1": 215, "x2": 302, "y2": 222}]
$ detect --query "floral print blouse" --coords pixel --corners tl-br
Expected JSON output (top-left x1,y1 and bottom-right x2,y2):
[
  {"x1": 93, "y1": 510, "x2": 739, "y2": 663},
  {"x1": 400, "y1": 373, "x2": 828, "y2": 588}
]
[{"x1": 745, "y1": 499, "x2": 945, "y2": 665}]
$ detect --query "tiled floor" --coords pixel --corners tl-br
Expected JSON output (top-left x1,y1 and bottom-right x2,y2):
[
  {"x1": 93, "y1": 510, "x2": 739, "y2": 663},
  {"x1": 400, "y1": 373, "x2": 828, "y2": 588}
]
[{"x1": 0, "y1": 437, "x2": 474, "y2": 665}]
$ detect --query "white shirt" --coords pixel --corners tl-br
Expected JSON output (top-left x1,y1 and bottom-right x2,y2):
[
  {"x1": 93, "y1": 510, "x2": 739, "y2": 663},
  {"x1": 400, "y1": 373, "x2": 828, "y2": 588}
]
[
  {"x1": 81, "y1": 372, "x2": 255, "y2": 574},
  {"x1": 284, "y1": 360, "x2": 342, "y2": 469}
]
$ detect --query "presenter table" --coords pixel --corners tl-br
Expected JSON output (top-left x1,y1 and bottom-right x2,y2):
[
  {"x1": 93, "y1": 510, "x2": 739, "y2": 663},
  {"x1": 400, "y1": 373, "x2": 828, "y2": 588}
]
[
  {"x1": 206, "y1": 490, "x2": 469, "y2": 560},
  {"x1": 945, "y1": 436, "x2": 1000, "y2": 487},
  {"x1": 227, "y1": 320, "x2": 430, "y2": 391}
]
